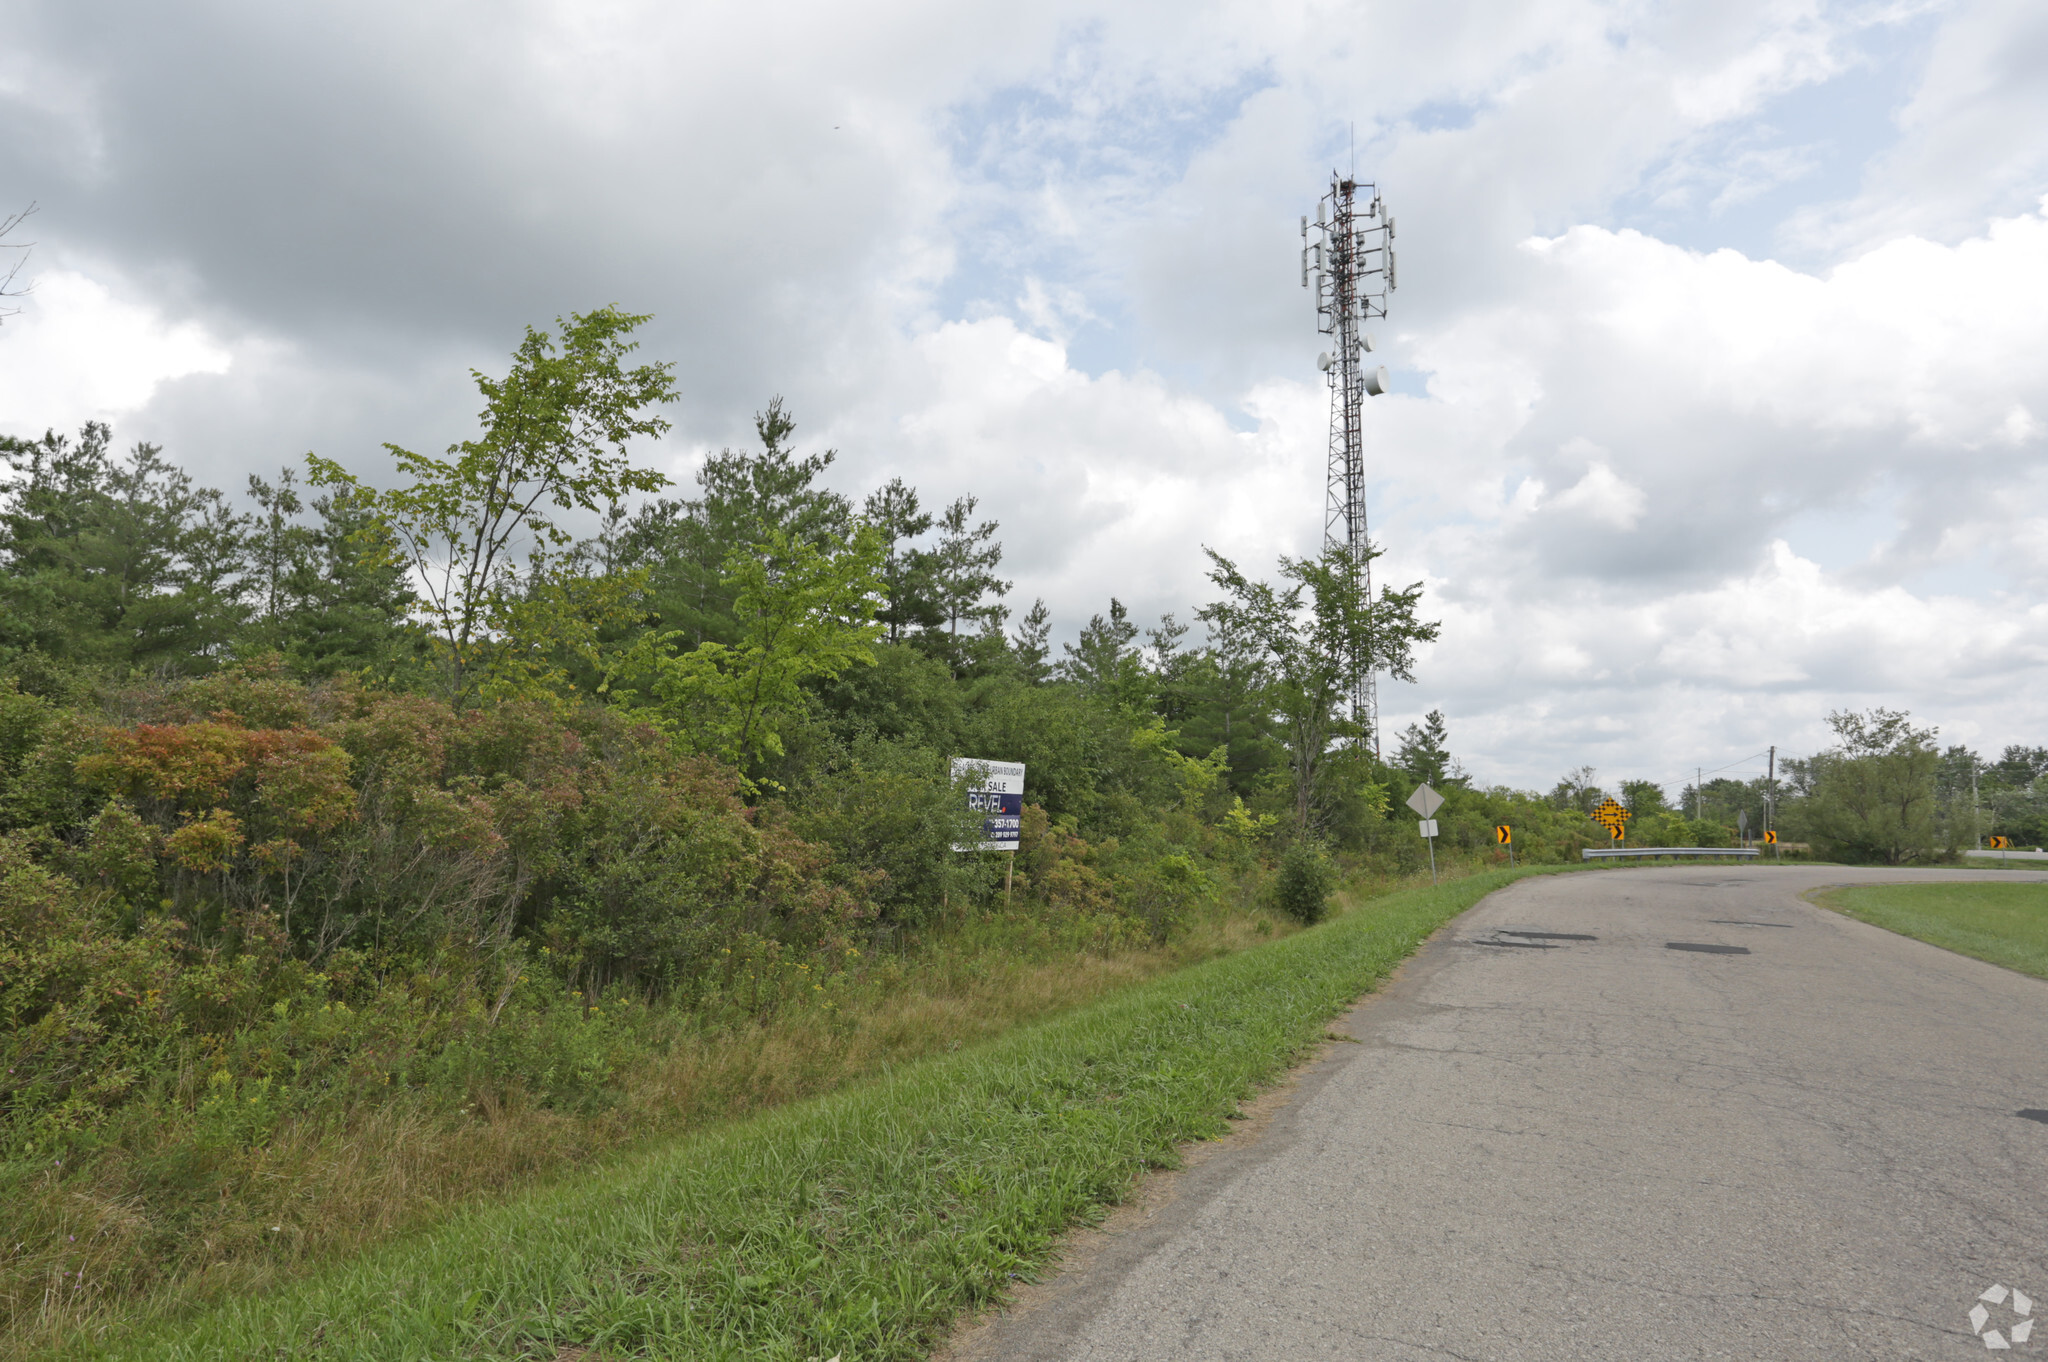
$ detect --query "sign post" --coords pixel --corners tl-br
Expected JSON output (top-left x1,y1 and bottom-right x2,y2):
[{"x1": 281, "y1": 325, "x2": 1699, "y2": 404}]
[
  {"x1": 951, "y1": 758, "x2": 1026, "y2": 906},
  {"x1": 1407, "y1": 782, "x2": 1445, "y2": 884},
  {"x1": 1592, "y1": 797, "x2": 1631, "y2": 850},
  {"x1": 1495, "y1": 823, "x2": 1514, "y2": 868}
]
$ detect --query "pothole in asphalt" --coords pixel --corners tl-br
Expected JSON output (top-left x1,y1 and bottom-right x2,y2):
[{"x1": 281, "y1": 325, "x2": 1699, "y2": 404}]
[
  {"x1": 1666, "y1": 942, "x2": 1751, "y2": 955},
  {"x1": 1709, "y1": 920, "x2": 1793, "y2": 928},
  {"x1": 1501, "y1": 930, "x2": 1597, "y2": 941},
  {"x1": 2019, "y1": 1110, "x2": 2048, "y2": 1125}
]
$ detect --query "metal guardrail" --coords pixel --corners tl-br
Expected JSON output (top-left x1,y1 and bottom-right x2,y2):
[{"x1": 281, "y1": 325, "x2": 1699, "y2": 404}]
[{"x1": 1581, "y1": 846, "x2": 1761, "y2": 861}]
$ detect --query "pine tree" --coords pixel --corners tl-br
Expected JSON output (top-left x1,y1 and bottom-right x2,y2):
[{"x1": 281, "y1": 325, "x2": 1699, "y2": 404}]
[
  {"x1": 863, "y1": 477, "x2": 940, "y2": 643},
  {"x1": 1011, "y1": 598, "x2": 1052, "y2": 683},
  {"x1": 1394, "y1": 709, "x2": 1461, "y2": 787},
  {"x1": 1061, "y1": 598, "x2": 1149, "y2": 711},
  {"x1": 931, "y1": 495, "x2": 1010, "y2": 639},
  {"x1": 615, "y1": 396, "x2": 851, "y2": 647},
  {"x1": 0, "y1": 422, "x2": 251, "y2": 673}
]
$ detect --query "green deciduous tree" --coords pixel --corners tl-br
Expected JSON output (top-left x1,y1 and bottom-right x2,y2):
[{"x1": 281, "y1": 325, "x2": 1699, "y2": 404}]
[
  {"x1": 1793, "y1": 707, "x2": 1942, "y2": 863},
  {"x1": 1200, "y1": 544, "x2": 1437, "y2": 830},
  {"x1": 308, "y1": 307, "x2": 676, "y2": 704},
  {"x1": 1548, "y1": 766, "x2": 1602, "y2": 814},
  {"x1": 1618, "y1": 779, "x2": 1670, "y2": 817},
  {"x1": 609, "y1": 523, "x2": 886, "y2": 769}
]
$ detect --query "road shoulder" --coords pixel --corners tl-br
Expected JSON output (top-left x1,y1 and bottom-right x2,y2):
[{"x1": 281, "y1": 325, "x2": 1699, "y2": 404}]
[{"x1": 930, "y1": 897, "x2": 1485, "y2": 1362}]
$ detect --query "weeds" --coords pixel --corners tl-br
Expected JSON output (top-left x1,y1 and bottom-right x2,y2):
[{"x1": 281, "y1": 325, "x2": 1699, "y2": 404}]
[
  {"x1": 2, "y1": 864, "x2": 1313, "y2": 1356},
  {"x1": 70, "y1": 865, "x2": 1554, "y2": 1361}
]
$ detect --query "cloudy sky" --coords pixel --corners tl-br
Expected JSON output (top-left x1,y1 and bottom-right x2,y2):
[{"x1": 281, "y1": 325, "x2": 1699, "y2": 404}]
[{"x1": 3, "y1": 0, "x2": 2045, "y2": 794}]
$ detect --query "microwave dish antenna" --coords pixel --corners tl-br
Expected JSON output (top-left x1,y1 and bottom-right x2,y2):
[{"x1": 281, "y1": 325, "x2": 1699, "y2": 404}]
[{"x1": 1300, "y1": 174, "x2": 1397, "y2": 757}]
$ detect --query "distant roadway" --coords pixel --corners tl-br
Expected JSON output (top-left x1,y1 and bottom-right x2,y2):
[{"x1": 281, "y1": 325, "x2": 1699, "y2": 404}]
[{"x1": 948, "y1": 866, "x2": 2048, "y2": 1360}]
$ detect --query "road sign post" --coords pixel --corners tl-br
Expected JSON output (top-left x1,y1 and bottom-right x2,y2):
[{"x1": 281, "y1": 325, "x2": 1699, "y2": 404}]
[
  {"x1": 1407, "y1": 782, "x2": 1444, "y2": 885},
  {"x1": 1592, "y1": 797, "x2": 1631, "y2": 850},
  {"x1": 1495, "y1": 824, "x2": 1514, "y2": 868},
  {"x1": 951, "y1": 758, "x2": 1026, "y2": 906}
]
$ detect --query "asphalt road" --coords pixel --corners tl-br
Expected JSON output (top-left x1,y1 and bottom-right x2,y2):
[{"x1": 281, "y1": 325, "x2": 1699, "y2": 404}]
[{"x1": 948, "y1": 866, "x2": 2048, "y2": 1361}]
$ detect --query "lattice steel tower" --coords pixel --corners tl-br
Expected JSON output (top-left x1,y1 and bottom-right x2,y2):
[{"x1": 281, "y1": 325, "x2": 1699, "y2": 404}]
[{"x1": 1302, "y1": 176, "x2": 1395, "y2": 755}]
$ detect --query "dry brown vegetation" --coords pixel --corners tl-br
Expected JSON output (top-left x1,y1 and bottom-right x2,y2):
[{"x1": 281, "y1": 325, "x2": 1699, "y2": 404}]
[{"x1": 4, "y1": 884, "x2": 1346, "y2": 1358}]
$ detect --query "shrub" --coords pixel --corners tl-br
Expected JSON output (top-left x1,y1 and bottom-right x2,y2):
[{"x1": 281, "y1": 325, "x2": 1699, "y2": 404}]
[
  {"x1": 1123, "y1": 851, "x2": 1211, "y2": 940},
  {"x1": 1272, "y1": 840, "x2": 1337, "y2": 923},
  {"x1": 786, "y1": 737, "x2": 993, "y2": 928}
]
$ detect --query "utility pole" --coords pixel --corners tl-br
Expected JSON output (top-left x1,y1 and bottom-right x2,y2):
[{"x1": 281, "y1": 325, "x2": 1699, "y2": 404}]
[
  {"x1": 1973, "y1": 755, "x2": 1981, "y2": 850},
  {"x1": 1767, "y1": 745, "x2": 1776, "y2": 860},
  {"x1": 1697, "y1": 767, "x2": 1703, "y2": 822}
]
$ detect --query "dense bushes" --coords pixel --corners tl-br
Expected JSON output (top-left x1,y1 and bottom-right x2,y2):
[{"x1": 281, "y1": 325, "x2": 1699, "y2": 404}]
[
  {"x1": 0, "y1": 648, "x2": 1315, "y2": 1346},
  {"x1": 1272, "y1": 841, "x2": 1337, "y2": 923},
  {"x1": 0, "y1": 667, "x2": 852, "y2": 1154},
  {"x1": 0, "y1": 656, "x2": 1276, "y2": 1170}
]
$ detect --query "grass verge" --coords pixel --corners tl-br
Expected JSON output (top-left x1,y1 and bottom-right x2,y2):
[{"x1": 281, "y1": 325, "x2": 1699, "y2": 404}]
[
  {"x1": 6, "y1": 902, "x2": 1283, "y2": 1356},
  {"x1": 77, "y1": 865, "x2": 1564, "y2": 1361},
  {"x1": 1816, "y1": 880, "x2": 2048, "y2": 979}
]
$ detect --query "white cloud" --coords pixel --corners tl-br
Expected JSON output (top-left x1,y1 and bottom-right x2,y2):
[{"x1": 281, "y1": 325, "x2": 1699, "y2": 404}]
[
  {"x1": 817, "y1": 316, "x2": 1324, "y2": 625},
  {"x1": 0, "y1": 268, "x2": 231, "y2": 433},
  {"x1": 2, "y1": 0, "x2": 2046, "y2": 794},
  {"x1": 1788, "y1": 0, "x2": 2048, "y2": 252},
  {"x1": 1356, "y1": 197, "x2": 2048, "y2": 784},
  {"x1": 1547, "y1": 456, "x2": 1648, "y2": 531}
]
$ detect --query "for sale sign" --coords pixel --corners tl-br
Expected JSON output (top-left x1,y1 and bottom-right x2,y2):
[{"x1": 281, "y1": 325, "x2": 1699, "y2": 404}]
[{"x1": 951, "y1": 757, "x2": 1025, "y2": 852}]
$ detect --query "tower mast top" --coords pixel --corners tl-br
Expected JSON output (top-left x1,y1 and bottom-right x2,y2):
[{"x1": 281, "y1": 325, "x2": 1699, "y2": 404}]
[{"x1": 1301, "y1": 174, "x2": 1396, "y2": 755}]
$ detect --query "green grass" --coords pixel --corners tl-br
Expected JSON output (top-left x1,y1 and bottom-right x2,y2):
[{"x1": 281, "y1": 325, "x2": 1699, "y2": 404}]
[
  {"x1": 1818, "y1": 881, "x2": 2048, "y2": 979},
  {"x1": 76, "y1": 866, "x2": 1567, "y2": 1362}
]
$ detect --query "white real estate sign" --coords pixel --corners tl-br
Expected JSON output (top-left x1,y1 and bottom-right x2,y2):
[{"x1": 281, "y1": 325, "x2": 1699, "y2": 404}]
[{"x1": 951, "y1": 757, "x2": 1025, "y2": 852}]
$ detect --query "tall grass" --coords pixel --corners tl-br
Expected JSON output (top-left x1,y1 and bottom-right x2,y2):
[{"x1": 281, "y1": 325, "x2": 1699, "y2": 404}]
[
  {"x1": 64, "y1": 863, "x2": 1563, "y2": 1362},
  {"x1": 4, "y1": 894, "x2": 1250, "y2": 1354}
]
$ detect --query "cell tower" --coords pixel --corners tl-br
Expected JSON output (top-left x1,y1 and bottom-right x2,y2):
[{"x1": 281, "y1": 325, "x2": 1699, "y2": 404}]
[{"x1": 1301, "y1": 176, "x2": 1395, "y2": 755}]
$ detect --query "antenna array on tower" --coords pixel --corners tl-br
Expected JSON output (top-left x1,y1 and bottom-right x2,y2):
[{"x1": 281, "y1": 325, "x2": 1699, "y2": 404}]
[{"x1": 1301, "y1": 175, "x2": 1396, "y2": 755}]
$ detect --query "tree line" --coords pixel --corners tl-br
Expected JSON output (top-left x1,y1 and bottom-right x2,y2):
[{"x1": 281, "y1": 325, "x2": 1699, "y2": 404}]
[
  {"x1": 7, "y1": 307, "x2": 2035, "y2": 1338},
  {"x1": 1540, "y1": 711, "x2": 2046, "y2": 862},
  {"x1": 0, "y1": 307, "x2": 1458, "y2": 1176}
]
